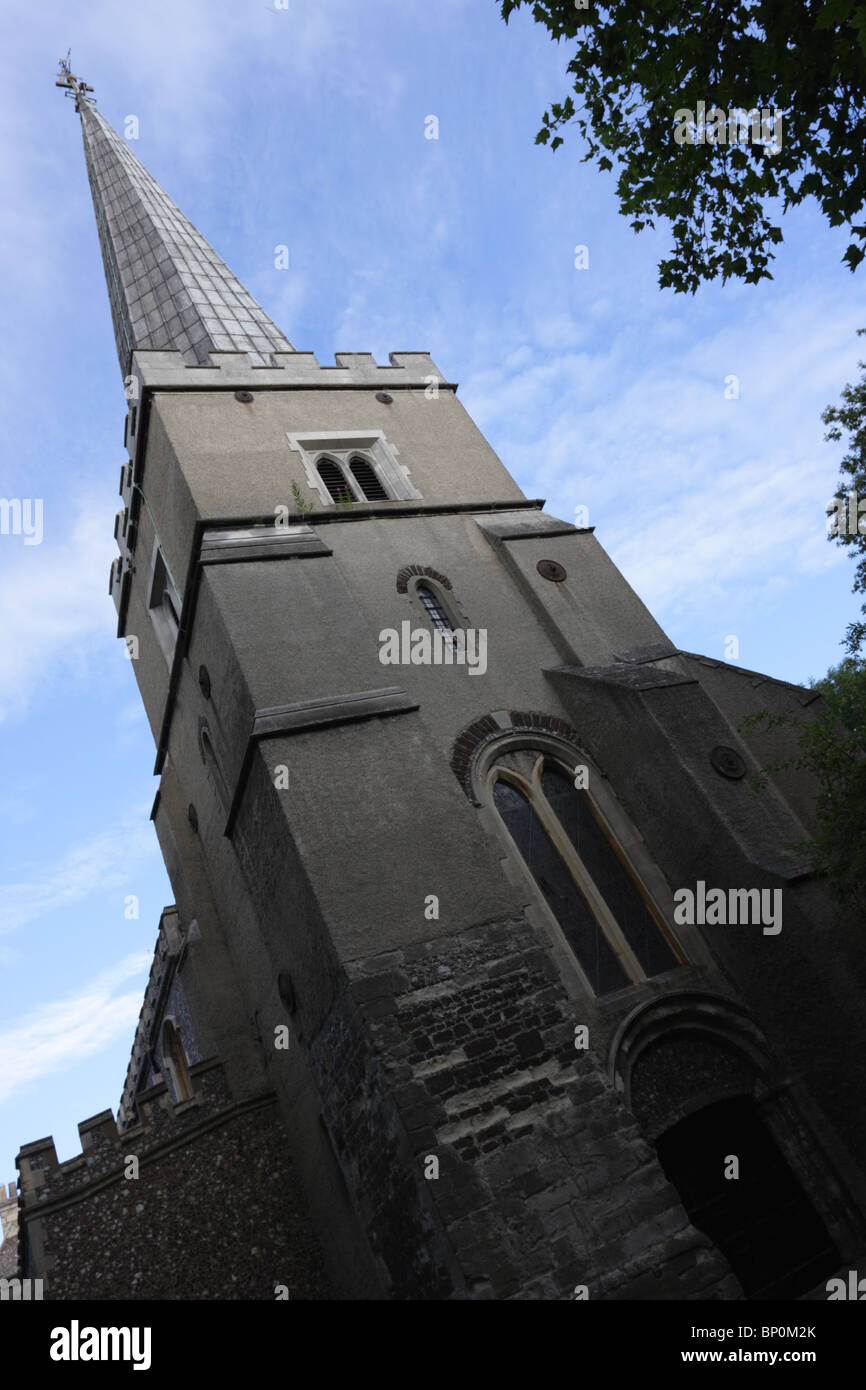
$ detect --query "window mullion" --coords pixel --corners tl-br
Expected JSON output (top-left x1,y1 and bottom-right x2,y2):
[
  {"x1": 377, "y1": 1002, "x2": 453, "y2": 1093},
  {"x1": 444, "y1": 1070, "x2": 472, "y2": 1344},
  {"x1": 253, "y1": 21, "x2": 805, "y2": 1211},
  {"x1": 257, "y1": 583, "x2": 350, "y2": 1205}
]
[{"x1": 534, "y1": 790, "x2": 645, "y2": 982}]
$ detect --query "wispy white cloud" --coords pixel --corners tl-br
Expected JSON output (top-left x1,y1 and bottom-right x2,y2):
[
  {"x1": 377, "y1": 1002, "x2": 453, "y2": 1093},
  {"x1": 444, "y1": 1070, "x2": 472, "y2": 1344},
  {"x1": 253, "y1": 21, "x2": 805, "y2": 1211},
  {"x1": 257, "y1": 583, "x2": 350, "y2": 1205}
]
[
  {"x1": 0, "y1": 498, "x2": 118, "y2": 725},
  {"x1": 0, "y1": 814, "x2": 157, "y2": 937},
  {"x1": 459, "y1": 282, "x2": 862, "y2": 632},
  {"x1": 0, "y1": 953, "x2": 150, "y2": 1104},
  {"x1": 611, "y1": 453, "x2": 843, "y2": 620}
]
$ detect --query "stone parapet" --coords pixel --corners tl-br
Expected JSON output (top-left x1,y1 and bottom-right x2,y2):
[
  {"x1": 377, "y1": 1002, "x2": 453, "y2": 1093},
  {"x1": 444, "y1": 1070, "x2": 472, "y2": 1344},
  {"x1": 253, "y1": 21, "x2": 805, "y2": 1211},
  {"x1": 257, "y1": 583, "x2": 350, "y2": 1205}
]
[
  {"x1": 16, "y1": 1061, "x2": 330, "y2": 1299},
  {"x1": 128, "y1": 348, "x2": 453, "y2": 395}
]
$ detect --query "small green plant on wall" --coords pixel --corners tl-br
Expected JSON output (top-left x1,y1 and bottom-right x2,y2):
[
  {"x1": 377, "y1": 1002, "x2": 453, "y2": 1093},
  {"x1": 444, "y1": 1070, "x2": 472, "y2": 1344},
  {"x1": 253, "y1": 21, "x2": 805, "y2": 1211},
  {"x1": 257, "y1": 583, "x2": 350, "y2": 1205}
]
[{"x1": 291, "y1": 480, "x2": 314, "y2": 514}]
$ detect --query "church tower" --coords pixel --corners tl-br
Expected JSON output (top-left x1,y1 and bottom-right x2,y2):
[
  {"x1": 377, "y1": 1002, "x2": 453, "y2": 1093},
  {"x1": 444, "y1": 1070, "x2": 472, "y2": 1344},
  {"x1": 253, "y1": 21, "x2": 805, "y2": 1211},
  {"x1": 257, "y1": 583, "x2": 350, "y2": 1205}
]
[{"x1": 33, "y1": 62, "x2": 866, "y2": 1299}]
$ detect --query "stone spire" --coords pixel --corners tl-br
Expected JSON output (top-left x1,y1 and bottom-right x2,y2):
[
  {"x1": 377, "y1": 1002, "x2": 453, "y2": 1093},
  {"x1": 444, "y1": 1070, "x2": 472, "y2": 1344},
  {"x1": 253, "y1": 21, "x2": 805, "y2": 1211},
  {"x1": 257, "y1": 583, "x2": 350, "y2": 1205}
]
[{"x1": 57, "y1": 58, "x2": 294, "y2": 376}]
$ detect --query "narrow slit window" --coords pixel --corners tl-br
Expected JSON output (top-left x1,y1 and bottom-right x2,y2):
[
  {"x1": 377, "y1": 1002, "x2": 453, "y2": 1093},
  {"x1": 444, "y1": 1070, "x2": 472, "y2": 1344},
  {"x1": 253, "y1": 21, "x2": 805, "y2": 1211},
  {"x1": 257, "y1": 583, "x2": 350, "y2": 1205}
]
[{"x1": 416, "y1": 582, "x2": 455, "y2": 637}]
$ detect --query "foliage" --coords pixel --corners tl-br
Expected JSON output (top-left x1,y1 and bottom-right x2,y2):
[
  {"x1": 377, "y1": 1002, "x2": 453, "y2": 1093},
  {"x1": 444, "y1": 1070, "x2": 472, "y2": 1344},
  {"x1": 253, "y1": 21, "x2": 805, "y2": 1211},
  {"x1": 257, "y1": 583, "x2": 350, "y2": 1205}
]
[
  {"x1": 290, "y1": 481, "x2": 314, "y2": 514},
  {"x1": 741, "y1": 657, "x2": 866, "y2": 913},
  {"x1": 823, "y1": 329, "x2": 866, "y2": 655},
  {"x1": 500, "y1": 0, "x2": 866, "y2": 291}
]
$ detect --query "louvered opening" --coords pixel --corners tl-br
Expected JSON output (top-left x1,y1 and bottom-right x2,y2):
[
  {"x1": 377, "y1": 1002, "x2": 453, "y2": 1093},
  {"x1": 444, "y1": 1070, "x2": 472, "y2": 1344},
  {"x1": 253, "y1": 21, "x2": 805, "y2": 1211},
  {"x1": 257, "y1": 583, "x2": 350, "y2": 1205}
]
[
  {"x1": 317, "y1": 458, "x2": 356, "y2": 503},
  {"x1": 350, "y1": 455, "x2": 389, "y2": 501}
]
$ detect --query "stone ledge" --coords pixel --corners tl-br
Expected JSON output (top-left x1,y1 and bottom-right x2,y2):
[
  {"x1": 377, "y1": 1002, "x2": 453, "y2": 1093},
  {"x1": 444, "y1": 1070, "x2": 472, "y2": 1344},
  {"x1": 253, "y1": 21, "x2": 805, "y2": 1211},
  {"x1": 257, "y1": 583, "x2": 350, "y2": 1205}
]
[
  {"x1": 224, "y1": 688, "x2": 420, "y2": 837},
  {"x1": 252, "y1": 687, "x2": 418, "y2": 739},
  {"x1": 201, "y1": 525, "x2": 332, "y2": 564}
]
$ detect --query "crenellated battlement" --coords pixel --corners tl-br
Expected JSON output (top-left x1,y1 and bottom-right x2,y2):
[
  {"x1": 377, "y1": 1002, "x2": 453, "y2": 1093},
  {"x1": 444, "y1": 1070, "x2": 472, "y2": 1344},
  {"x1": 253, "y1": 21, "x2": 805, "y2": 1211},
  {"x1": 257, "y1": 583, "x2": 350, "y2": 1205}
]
[
  {"x1": 14, "y1": 1056, "x2": 330, "y2": 1299},
  {"x1": 16, "y1": 1057, "x2": 226, "y2": 1210},
  {"x1": 127, "y1": 348, "x2": 451, "y2": 396}
]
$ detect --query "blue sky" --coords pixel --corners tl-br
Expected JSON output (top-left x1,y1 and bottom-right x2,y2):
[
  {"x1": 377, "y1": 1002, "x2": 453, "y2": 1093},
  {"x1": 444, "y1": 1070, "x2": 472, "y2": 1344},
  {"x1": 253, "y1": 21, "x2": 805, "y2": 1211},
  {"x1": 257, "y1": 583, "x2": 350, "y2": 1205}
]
[{"x1": 0, "y1": 0, "x2": 863, "y2": 1177}]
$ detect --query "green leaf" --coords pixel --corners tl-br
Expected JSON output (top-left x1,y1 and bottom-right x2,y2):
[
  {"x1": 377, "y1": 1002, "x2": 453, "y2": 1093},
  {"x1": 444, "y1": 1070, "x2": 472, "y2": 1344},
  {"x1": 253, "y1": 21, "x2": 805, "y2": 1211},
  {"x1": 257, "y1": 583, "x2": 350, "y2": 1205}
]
[{"x1": 501, "y1": 0, "x2": 866, "y2": 293}]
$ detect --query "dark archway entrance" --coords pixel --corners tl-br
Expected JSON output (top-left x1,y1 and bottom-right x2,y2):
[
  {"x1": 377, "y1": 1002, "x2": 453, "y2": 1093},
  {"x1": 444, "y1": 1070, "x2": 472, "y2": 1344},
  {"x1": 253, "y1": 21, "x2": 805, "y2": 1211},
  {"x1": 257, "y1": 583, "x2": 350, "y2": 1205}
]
[{"x1": 656, "y1": 1096, "x2": 840, "y2": 1298}]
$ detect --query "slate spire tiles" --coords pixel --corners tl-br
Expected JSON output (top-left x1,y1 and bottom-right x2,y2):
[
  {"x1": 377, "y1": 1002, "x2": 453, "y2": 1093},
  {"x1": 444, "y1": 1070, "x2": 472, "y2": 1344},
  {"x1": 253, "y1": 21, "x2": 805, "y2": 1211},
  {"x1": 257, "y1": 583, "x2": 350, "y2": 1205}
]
[{"x1": 77, "y1": 98, "x2": 294, "y2": 376}]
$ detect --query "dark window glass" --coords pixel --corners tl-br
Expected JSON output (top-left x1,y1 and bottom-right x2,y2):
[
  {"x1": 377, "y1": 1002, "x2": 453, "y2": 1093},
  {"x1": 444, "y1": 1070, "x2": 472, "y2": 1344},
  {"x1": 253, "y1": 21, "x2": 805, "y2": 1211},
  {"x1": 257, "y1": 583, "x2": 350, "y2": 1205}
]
[
  {"x1": 541, "y1": 767, "x2": 677, "y2": 978},
  {"x1": 349, "y1": 455, "x2": 388, "y2": 501},
  {"x1": 493, "y1": 778, "x2": 629, "y2": 995},
  {"x1": 317, "y1": 458, "x2": 355, "y2": 503},
  {"x1": 416, "y1": 583, "x2": 454, "y2": 636}
]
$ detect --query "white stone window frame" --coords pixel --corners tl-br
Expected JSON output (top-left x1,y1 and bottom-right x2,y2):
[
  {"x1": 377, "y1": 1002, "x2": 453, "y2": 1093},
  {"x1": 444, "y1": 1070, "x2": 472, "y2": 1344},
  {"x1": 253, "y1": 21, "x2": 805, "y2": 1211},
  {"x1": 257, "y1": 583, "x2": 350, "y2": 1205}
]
[{"x1": 285, "y1": 429, "x2": 422, "y2": 506}]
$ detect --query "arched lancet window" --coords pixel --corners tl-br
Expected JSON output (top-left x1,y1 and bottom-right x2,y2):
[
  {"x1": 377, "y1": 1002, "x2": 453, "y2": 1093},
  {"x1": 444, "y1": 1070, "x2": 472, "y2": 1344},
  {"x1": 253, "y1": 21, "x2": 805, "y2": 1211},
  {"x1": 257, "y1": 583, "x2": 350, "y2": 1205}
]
[
  {"x1": 161, "y1": 1019, "x2": 193, "y2": 1102},
  {"x1": 486, "y1": 748, "x2": 683, "y2": 996},
  {"x1": 317, "y1": 457, "x2": 356, "y2": 504},
  {"x1": 415, "y1": 581, "x2": 455, "y2": 637},
  {"x1": 349, "y1": 454, "x2": 389, "y2": 501}
]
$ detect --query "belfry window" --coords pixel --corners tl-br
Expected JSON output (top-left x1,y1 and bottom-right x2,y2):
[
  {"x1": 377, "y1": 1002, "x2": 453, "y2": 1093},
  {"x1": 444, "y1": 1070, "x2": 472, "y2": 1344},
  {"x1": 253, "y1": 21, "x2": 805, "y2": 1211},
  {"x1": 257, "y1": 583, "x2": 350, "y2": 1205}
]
[
  {"x1": 350, "y1": 455, "x2": 389, "y2": 501},
  {"x1": 317, "y1": 457, "x2": 356, "y2": 504},
  {"x1": 287, "y1": 430, "x2": 422, "y2": 504},
  {"x1": 486, "y1": 750, "x2": 683, "y2": 996}
]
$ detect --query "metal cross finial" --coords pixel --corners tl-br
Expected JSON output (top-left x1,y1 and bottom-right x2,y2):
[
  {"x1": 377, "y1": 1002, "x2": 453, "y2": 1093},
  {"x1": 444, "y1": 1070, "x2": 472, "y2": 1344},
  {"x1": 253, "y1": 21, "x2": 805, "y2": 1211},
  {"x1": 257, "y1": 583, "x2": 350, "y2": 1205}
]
[{"x1": 55, "y1": 51, "x2": 95, "y2": 109}]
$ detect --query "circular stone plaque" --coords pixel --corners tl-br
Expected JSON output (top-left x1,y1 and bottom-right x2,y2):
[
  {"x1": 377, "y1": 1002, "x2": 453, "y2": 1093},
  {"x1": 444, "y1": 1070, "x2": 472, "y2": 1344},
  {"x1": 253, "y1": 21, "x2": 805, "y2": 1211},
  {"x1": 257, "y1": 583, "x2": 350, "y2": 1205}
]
[
  {"x1": 537, "y1": 559, "x2": 567, "y2": 582},
  {"x1": 710, "y1": 745, "x2": 747, "y2": 780}
]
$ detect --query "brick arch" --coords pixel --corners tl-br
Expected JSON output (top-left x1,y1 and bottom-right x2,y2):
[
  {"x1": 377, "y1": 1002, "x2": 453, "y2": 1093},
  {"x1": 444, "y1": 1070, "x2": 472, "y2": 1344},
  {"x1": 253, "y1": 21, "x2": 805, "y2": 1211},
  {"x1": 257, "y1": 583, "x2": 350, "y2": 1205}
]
[
  {"x1": 613, "y1": 994, "x2": 846, "y2": 1298},
  {"x1": 395, "y1": 564, "x2": 452, "y2": 594},
  {"x1": 450, "y1": 710, "x2": 585, "y2": 805},
  {"x1": 608, "y1": 993, "x2": 772, "y2": 1103}
]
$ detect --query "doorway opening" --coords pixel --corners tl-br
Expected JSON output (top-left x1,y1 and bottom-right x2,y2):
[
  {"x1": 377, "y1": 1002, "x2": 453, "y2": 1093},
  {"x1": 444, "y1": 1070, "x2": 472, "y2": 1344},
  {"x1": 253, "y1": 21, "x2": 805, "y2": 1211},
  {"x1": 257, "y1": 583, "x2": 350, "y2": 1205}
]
[{"x1": 656, "y1": 1096, "x2": 839, "y2": 1298}]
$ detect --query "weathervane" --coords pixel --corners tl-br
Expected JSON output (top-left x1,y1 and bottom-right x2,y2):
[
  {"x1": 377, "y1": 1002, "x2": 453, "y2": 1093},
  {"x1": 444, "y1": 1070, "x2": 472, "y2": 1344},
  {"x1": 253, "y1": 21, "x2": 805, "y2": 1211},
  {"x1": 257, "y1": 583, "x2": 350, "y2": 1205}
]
[{"x1": 55, "y1": 51, "x2": 95, "y2": 109}]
